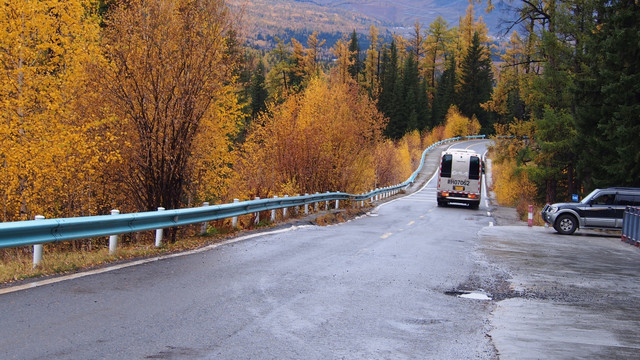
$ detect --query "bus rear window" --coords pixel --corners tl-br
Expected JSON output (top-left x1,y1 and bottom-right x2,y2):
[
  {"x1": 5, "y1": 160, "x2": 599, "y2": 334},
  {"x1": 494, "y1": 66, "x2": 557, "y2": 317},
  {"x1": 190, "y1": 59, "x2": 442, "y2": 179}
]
[
  {"x1": 441, "y1": 154, "x2": 452, "y2": 178},
  {"x1": 469, "y1": 156, "x2": 480, "y2": 180}
]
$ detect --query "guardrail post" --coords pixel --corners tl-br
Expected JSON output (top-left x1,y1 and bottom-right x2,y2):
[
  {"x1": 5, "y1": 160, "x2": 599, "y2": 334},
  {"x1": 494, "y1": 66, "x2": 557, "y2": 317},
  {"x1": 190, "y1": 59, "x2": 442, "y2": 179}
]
[
  {"x1": 335, "y1": 199, "x2": 339, "y2": 209},
  {"x1": 305, "y1": 194, "x2": 309, "y2": 214},
  {"x1": 283, "y1": 195, "x2": 289, "y2": 218},
  {"x1": 325, "y1": 192, "x2": 329, "y2": 210},
  {"x1": 109, "y1": 209, "x2": 119, "y2": 255},
  {"x1": 315, "y1": 192, "x2": 319, "y2": 212},
  {"x1": 254, "y1": 197, "x2": 260, "y2": 225},
  {"x1": 155, "y1": 207, "x2": 165, "y2": 247},
  {"x1": 271, "y1": 196, "x2": 278, "y2": 222},
  {"x1": 232, "y1": 199, "x2": 239, "y2": 228},
  {"x1": 33, "y1": 215, "x2": 45, "y2": 268},
  {"x1": 201, "y1": 202, "x2": 209, "y2": 235}
]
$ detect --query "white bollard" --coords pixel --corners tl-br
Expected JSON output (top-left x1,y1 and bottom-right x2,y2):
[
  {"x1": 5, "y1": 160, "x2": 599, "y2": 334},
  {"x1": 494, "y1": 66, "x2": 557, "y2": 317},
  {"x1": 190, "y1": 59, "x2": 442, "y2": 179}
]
[
  {"x1": 271, "y1": 196, "x2": 278, "y2": 222},
  {"x1": 335, "y1": 199, "x2": 339, "y2": 209},
  {"x1": 283, "y1": 195, "x2": 289, "y2": 218},
  {"x1": 232, "y1": 199, "x2": 239, "y2": 228},
  {"x1": 304, "y1": 194, "x2": 309, "y2": 214},
  {"x1": 155, "y1": 207, "x2": 165, "y2": 247},
  {"x1": 109, "y1": 209, "x2": 120, "y2": 255},
  {"x1": 325, "y1": 192, "x2": 329, "y2": 210},
  {"x1": 33, "y1": 215, "x2": 45, "y2": 268},
  {"x1": 201, "y1": 202, "x2": 209, "y2": 235},
  {"x1": 254, "y1": 197, "x2": 260, "y2": 224}
]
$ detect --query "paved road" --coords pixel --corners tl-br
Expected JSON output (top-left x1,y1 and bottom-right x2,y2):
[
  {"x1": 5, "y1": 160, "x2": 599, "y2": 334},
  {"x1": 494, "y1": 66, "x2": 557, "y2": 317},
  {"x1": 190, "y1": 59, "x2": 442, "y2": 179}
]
[{"x1": 1, "y1": 139, "x2": 639, "y2": 359}]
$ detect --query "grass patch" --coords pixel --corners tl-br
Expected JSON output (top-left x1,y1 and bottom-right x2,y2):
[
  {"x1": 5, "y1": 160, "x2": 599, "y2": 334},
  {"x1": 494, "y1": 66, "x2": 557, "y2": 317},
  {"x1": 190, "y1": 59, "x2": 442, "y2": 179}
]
[{"x1": 1, "y1": 204, "x2": 377, "y2": 286}]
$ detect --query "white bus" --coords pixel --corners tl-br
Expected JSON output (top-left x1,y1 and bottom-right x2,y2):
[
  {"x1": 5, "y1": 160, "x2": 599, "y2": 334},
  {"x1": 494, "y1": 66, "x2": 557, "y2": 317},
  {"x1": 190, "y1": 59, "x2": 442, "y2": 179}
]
[{"x1": 436, "y1": 149, "x2": 483, "y2": 209}]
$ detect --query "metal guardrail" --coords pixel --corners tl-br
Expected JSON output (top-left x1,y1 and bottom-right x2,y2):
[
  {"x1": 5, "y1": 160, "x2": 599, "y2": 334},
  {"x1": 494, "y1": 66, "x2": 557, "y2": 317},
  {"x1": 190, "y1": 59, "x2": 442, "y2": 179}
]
[
  {"x1": 622, "y1": 206, "x2": 640, "y2": 247},
  {"x1": 0, "y1": 135, "x2": 486, "y2": 253}
]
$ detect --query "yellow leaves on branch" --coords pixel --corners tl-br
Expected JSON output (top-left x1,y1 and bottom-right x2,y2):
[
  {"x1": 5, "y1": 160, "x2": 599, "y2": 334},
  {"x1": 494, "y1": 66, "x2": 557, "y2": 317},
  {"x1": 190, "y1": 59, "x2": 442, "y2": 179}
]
[
  {"x1": 443, "y1": 105, "x2": 481, "y2": 138},
  {"x1": 0, "y1": 0, "x2": 110, "y2": 221}
]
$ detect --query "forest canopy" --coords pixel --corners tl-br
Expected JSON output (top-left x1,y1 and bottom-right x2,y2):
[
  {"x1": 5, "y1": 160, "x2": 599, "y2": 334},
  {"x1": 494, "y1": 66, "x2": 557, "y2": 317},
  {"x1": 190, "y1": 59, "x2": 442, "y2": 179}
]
[{"x1": 1, "y1": 0, "x2": 638, "y2": 227}]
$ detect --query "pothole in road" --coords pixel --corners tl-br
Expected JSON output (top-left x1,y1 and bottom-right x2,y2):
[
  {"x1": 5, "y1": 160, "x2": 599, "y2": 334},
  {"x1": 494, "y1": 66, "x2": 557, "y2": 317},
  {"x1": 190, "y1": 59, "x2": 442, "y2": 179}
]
[{"x1": 445, "y1": 289, "x2": 492, "y2": 301}]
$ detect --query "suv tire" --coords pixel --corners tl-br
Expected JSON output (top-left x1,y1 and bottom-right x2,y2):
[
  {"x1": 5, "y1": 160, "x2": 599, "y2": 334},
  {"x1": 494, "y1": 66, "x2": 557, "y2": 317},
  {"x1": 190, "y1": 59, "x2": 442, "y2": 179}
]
[{"x1": 554, "y1": 214, "x2": 577, "y2": 235}]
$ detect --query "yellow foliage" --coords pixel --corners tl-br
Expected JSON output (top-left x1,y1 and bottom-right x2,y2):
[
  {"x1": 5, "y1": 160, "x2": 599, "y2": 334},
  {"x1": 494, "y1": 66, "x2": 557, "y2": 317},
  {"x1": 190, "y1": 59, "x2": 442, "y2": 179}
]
[
  {"x1": 0, "y1": 0, "x2": 114, "y2": 220},
  {"x1": 374, "y1": 140, "x2": 412, "y2": 187},
  {"x1": 232, "y1": 77, "x2": 386, "y2": 199},
  {"x1": 443, "y1": 105, "x2": 480, "y2": 138},
  {"x1": 491, "y1": 160, "x2": 537, "y2": 207}
]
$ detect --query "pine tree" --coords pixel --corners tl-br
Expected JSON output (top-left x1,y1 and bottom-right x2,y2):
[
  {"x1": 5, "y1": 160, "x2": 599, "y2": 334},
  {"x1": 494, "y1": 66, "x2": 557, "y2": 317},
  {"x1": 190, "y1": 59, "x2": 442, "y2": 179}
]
[
  {"x1": 575, "y1": 0, "x2": 640, "y2": 188},
  {"x1": 379, "y1": 42, "x2": 402, "y2": 139},
  {"x1": 348, "y1": 30, "x2": 361, "y2": 79},
  {"x1": 432, "y1": 57, "x2": 457, "y2": 126},
  {"x1": 250, "y1": 61, "x2": 268, "y2": 118},
  {"x1": 456, "y1": 32, "x2": 494, "y2": 134}
]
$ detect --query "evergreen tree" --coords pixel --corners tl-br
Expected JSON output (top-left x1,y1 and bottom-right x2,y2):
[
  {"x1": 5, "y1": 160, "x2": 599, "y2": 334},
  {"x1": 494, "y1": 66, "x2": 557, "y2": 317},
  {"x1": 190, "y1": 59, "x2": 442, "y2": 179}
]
[
  {"x1": 456, "y1": 32, "x2": 494, "y2": 134},
  {"x1": 432, "y1": 56, "x2": 456, "y2": 126},
  {"x1": 249, "y1": 61, "x2": 268, "y2": 118},
  {"x1": 379, "y1": 41, "x2": 402, "y2": 139},
  {"x1": 575, "y1": 0, "x2": 640, "y2": 188},
  {"x1": 348, "y1": 30, "x2": 361, "y2": 79}
]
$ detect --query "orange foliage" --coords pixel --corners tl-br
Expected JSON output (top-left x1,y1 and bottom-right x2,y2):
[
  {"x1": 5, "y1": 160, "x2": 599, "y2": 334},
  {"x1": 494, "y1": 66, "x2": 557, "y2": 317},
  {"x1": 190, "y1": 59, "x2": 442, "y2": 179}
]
[{"x1": 232, "y1": 77, "x2": 386, "y2": 199}]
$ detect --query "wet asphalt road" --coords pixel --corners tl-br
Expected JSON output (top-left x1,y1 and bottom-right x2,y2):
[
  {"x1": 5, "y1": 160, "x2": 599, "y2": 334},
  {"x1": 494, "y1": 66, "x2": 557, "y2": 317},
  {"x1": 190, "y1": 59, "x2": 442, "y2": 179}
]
[{"x1": 1, "y1": 139, "x2": 639, "y2": 359}]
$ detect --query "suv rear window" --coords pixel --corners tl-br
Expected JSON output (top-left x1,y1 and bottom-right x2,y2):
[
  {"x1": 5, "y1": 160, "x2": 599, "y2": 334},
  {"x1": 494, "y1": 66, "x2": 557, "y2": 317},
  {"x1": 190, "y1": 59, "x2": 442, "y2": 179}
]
[{"x1": 615, "y1": 194, "x2": 640, "y2": 206}]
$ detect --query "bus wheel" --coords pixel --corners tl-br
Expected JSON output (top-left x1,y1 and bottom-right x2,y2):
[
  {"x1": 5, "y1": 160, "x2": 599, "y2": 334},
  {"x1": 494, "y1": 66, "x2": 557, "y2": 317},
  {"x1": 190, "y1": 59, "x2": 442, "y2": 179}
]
[
  {"x1": 437, "y1": 200, "x2": 446, "y2": 207},
  {"x1": 469, "y1": 202, "x2": 479, "y2": 210}
]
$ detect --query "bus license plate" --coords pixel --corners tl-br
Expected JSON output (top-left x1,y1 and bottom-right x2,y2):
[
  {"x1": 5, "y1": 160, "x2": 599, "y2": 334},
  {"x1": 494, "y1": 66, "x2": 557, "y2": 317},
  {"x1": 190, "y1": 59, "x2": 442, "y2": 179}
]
[{"x1": 454, "y1": 186, "x2": 464, "y2": 191}]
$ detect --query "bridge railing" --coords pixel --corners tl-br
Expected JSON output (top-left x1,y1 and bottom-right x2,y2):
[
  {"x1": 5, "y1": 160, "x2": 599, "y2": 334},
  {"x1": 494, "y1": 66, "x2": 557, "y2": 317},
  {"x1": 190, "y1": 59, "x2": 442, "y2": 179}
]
[
  {"x1": 0, "y1": 135, "x2": 486, "y2": 260},
  {"x1": 622, "y1": 206, "x2": 640, "y2": 247}
]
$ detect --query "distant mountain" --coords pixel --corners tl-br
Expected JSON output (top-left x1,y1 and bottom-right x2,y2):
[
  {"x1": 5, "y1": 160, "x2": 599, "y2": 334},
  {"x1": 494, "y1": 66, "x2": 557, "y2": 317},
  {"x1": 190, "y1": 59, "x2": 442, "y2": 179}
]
[{"x1": 227, "y1": 0, "x2": 511, "y2": 48}]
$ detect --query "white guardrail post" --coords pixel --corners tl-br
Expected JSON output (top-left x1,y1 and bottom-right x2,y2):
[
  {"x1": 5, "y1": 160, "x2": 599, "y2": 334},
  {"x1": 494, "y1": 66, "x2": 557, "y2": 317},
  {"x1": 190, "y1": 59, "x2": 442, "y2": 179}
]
[
  {"x1": 271, "y1": 196, "x2": 278, "y2": 222},
  {"x1": 155, "y1": 207, "x2": 165, "y2": 247},
  {"x1": 283, "y1": 195, "x2": 289, "y2": 218},
  {"x1": 33, "y1": 215, "x2": 45, "y2": 267},
  {"x1": 304, "y1": 194, "x2": 309, "y2": 214},
  {"x1": 109, "y1": 209, "x2": 119, "y2": 254},
  {"x1": 232, "y1": 199, "x2": 239, "y2": 228},
  {"x1": 254, "y1": 197, "x2": 260, "y2": 225},
  {"x1": 201, "y1": 202, "x2": 209, "y2": 234}
]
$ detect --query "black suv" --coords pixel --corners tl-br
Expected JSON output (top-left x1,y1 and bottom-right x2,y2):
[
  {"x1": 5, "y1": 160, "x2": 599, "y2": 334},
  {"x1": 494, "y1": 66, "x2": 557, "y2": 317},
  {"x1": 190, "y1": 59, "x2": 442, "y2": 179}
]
[{"x1": 541, "y1": 187, "x2": 640, "y2": 235}]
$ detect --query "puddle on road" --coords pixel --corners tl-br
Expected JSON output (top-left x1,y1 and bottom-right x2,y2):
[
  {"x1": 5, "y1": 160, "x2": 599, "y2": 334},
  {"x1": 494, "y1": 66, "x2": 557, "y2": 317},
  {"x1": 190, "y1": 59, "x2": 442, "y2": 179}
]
[{"x1": 445, "y1": 290, "x2": 492, "y2": 301}]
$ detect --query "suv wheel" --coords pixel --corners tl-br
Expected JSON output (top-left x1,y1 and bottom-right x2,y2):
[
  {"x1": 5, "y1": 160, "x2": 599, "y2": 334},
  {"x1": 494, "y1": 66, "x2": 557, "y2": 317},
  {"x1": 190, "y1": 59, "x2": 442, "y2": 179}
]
[{"x1": 554, "y1": 214, "x2": 577, "y2": 235}]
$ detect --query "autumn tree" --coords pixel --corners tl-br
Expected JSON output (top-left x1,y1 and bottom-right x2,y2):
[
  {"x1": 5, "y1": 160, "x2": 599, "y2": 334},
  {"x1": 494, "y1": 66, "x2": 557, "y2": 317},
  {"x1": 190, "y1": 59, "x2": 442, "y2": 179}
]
[
  {"x1": 98, "y1": 0, "x2": 240, "y2": 212},
  {"x1": 0, "y1": 0, "x2": 114, "y2": 221},
  {"x1": 424, "y1": 16, "x2": 454, "y2": 92},
  {"x1": 363, "y1": 25, "x2": 382, "y2": 96},
  {"x1": 232, "y1": 77, "x2": 386, "y2": 199},
  {"x1": 332, "y1": 37, "x2": 355, "y2": 83}
]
